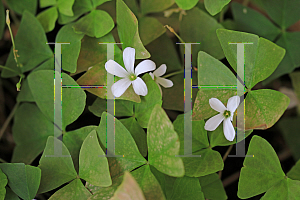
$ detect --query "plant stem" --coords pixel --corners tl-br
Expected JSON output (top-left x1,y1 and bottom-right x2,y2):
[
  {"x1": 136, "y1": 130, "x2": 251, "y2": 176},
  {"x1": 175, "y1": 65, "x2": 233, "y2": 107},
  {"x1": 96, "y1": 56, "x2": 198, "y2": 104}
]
[
  {"x1": 219, "y1": 8, "x2": 224, "y2": 23},
  {"x1": 6, "y1": 10, "x2": 21, "y2": 68},
  {"x1": 162, "y1": 69, "x2": 184, "y2": 78},
  {"x1": 164, "y1": 25, "x2": 185, "y2": 43},
  {"x1": 0, "y1": 158, "x2": 8, "y2": 163},
  {"x1": 0, "y1": 65, "x2": 20, "y2": 75},
  {"x1": 0, "y1": 102, "x2": 19, "y2": 140},
  {"x1": 219, "y1": 144, "x2": 234, "y2": 178}
]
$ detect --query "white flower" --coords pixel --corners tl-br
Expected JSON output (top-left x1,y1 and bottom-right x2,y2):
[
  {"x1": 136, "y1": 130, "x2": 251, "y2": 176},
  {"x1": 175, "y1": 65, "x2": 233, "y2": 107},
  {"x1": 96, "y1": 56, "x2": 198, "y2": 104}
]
[
  {"x1": 149, "y1": 64, "x2": 173, "y2": 94},
  {"x1": 204, "y1": 96, "x2": 240, "y2": 141},
  {"x1": 105, "y1": 47, "x2": 155, "y2": 97}
]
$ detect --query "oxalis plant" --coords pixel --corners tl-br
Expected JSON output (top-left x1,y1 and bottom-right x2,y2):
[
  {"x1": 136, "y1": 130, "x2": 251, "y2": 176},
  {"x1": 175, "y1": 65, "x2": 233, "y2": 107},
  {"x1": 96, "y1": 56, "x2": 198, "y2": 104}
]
[{"x1": 0, "y1": 0, "x2": 300, "y2": 199}]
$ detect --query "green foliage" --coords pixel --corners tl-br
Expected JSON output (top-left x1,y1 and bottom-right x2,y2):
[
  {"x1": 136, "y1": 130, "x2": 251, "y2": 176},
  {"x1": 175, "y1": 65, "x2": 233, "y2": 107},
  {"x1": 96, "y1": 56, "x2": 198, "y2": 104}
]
[
  {"x1": 0, "y1": 0, "x2": 296, "y2": 199},
  {"x1": 204, "y1": 0, "x2": 230, "y2": 16},
  {"x1": 0, "y1": 163, "x2": 41, "y2": 200},
  {"x1": 79, "y1": 131, "x2": 112, "y2": 187},
  {"x1": 116, "y1": 0, "x2": 150, "y2": 59},
  {"x1": 110, "y1": 171, "x2": 146, "y2": 200},
  {"x1": 238, "y1": 136, "x2": 300, "y2": 199},
  {"x1": 0, "y1": 169, "x2": 7, "y2": 200},
  {"x1": 1, "y1": 11, "x2": 53, "y2": 78}
]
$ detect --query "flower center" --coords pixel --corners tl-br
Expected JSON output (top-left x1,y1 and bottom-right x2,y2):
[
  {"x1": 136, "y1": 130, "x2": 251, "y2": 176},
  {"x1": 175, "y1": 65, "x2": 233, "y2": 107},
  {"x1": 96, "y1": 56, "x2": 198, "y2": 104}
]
[
  {"x1": 129, "y1": 74, "x2": 137, "y2": 81},
  {"x1": 223, "y1": 110, "x2": 231, "y2": 118}
]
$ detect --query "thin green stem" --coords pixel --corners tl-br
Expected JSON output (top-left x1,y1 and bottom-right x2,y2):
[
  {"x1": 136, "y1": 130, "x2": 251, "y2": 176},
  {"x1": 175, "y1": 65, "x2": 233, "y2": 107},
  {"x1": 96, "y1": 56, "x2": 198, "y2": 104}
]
[
  {"x1": 0, "y1": 102, "x2": 19, "y2": 140},
  {"x1": 0, "y1": 158, "x2": 8, "y2": 163},
  {"x1": 164, "y1": 25, "x2": 185, "y2": 43},
  {"x1": 219, "y1": 8, "x2": 224, "y2": 23},
  {"x1": 0, "y1": 65, "x2": 20, "y2": 75},
  {"x1": 162, "y1": 69, "x2": 184, "y2": 78},
  {"x1": 6, "y1": 10, "x2": 21, "y2": 68},
  {"x1": 219, "y1": 144, "x2": 234, "y2": 178}
]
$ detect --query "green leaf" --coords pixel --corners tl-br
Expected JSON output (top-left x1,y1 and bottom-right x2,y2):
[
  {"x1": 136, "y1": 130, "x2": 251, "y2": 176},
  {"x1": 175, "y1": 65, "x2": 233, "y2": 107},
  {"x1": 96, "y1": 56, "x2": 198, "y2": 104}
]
[
  {"x1": 90, "y1": 165, "x2": 165, "y2": 200},
  {"x1": 198, "y1": 173, "x2": 227, "y2": 200},
  {"x1": 180, "y1": 7, "x2": 224, "y2": 67},
  {"x1": 197, "y1": 51, "x2": 236, "y2": 86},
  {"x1": 40, "y1": 0, "x2": 56, "y2": 8},
  {"x1": 38, "y1": 136, "x2": 77, "y2": 193},
  {"x1": 287, "y1": 160, "x2": 300, "y2": 181},
  {"x1": 0, "y1": 2, "x2": 5, "y2": 39},
  {"x1": 12, "y1": 103, "x2": 58, "y2": 164},
  {"x1": 217, "y1": 29, "x2": 286, "y2": 89},
  {"x1": 244, "y1": 89, "x2": 289, "y2": 130},
  {"x1": 92, "y1": 0, "x2": 111, "y2": 7},
  {"x1": 182, "y1": 149, "x2": 223, "y2": 177},
  {"x1": 140, "y1": 0, "x2": 174, "y2": 15},
  {"x1": 204, "y1": 0, "x2": 230, "y2": 16},
  {"x1": 63, "y1": 126, "x2": 97, "y2": 172},
  {"x1": 97, "y1": 112, "x2": 147, "y2": 180},
  {"x1": 0, "y1": 163, "x2": 41, "y2": 200},
  {"x1": 111, "y1": 171, "x2": 146, "y2": 200},
  {"x1": 231, "y1": 2, "x2": 281, "y2": 41},
  {"x1": 57, "y1": 0, "x2": 75, "y2": 16},
  {"x1": 79, "y1": 130, "x2": 112, "y2": 187},
  {"x1": 58, "y1": 0, "x2": 93, "y2": 24},
  {"x1": 28, "y1": 70, "x2": 86, "y2": 129},
  {"x1": 56, "y1": 24, "x2": 84, "y2": 73},
  {"x1": 134, "y1": 74, "x2": 162, "y2": 128},
  {"x1": 1, "y1": 11, "x2": 53, "y2": 78},
  {"x1": 162, "y1": 72, "x2": 198, "y2": 112},
  {"x1": 49, "y1": 179, "x2": 91, "y2": 200},
  {"x1": 139, "y1": 17, "x2": 166, "y2": 46},
  {"x1": 6, "y1": 0, "x2": 37, "y2": 15},
  {"x1": 148, "y1": 105, "x2": 184, "y2": 177},
  {"x1": 266, "y1": 32, "x2": 300, "y2": 82},
  {"x1": 73, "y1": 10, "x2": 114, "y2": 38},
  {"x1": 116, "y1": 0, "x2": 150, "y2": 59},
  {"x1": 0, "y1": 169, "x2": 7, "y2": 200},
  {"x1": 170, "y1": 176, "x2": 205, "y2": 200},
  {"x1": 89, "y1": 98, "x2": 135, "y2": 117},
  {"x1": 146, "y1": 33, "x2": 181, "y2": 73},
  {"x1": 192, "y1": 89, "x2": 237, "y2": 121},
  {"x1": 37, "y1": 7, "x2": 58, "y2": 33},
  {"x1": 238, "y1": 135, "x2": 285, "y2": 199},
  {"x1": 259, "y1": 0, "x2": 300, "y2": 29},
  {"x1": 130, "y1": 165, "x2": 166, "y2": 200},
  {"x1": 4, "y1": 187, "x2": 19, "y2": 200},
  {"x1": 120, "y1": 117, "x2": 147, "y2": 157},
  {"x1": 173, "y1": 114, "x2": 209, "y2": 154},
  {"x1": 175, "y1": 0, "x2": 198, "y2": 10},
  {"x1": 278, "y1": 117, "x2": 300, "y2": 161},
  {"x1": 16, "y1": 78, "x2": 35, "y2": 103},
  {"x1": 261, "y1": 178, "x2": 300, "y2": 200},
  {"x1": 76, "y1": 33, "x2": 121, "y2": 74}
]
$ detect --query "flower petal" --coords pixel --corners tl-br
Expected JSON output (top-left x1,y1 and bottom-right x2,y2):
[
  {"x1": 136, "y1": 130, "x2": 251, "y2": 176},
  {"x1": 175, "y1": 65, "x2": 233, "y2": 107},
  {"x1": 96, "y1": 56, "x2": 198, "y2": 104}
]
[
  {"x1": 153, "y1": 64, "x2": 167, "y2": 77},
  {"x1": 135, "y1": 60, "x2": 156, "y2": 76},
  {"x1": 132, "y1": 77, "x2": 148, "y2": 96},
  {"x1": 105, "y1": 60, "x2": 129, "y2": 77},
  {"x1": 204, "y1": 113, "x2": 225, "y2": 131},
  {"x1": 149, "y1": 72, "x2": 155, "y2": 80},
  {"x1": 227, "y1": 95, "x2": 240, "y2": 113},
  {"x1": 156, "y1": 77, "x2": 173, "y2": 88},
  {"x1": 209, "y1": 98, "x2": 226, "y2": 113},
  {"x1": 123, "y1": 47, "x2": 135, "y2": 73},
  {"x1": 223, "y1": 118, "x2": 235, "y2": 141},
  {"x1": 111, "y1": 78, "x2": 131, "y2": 97}
]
